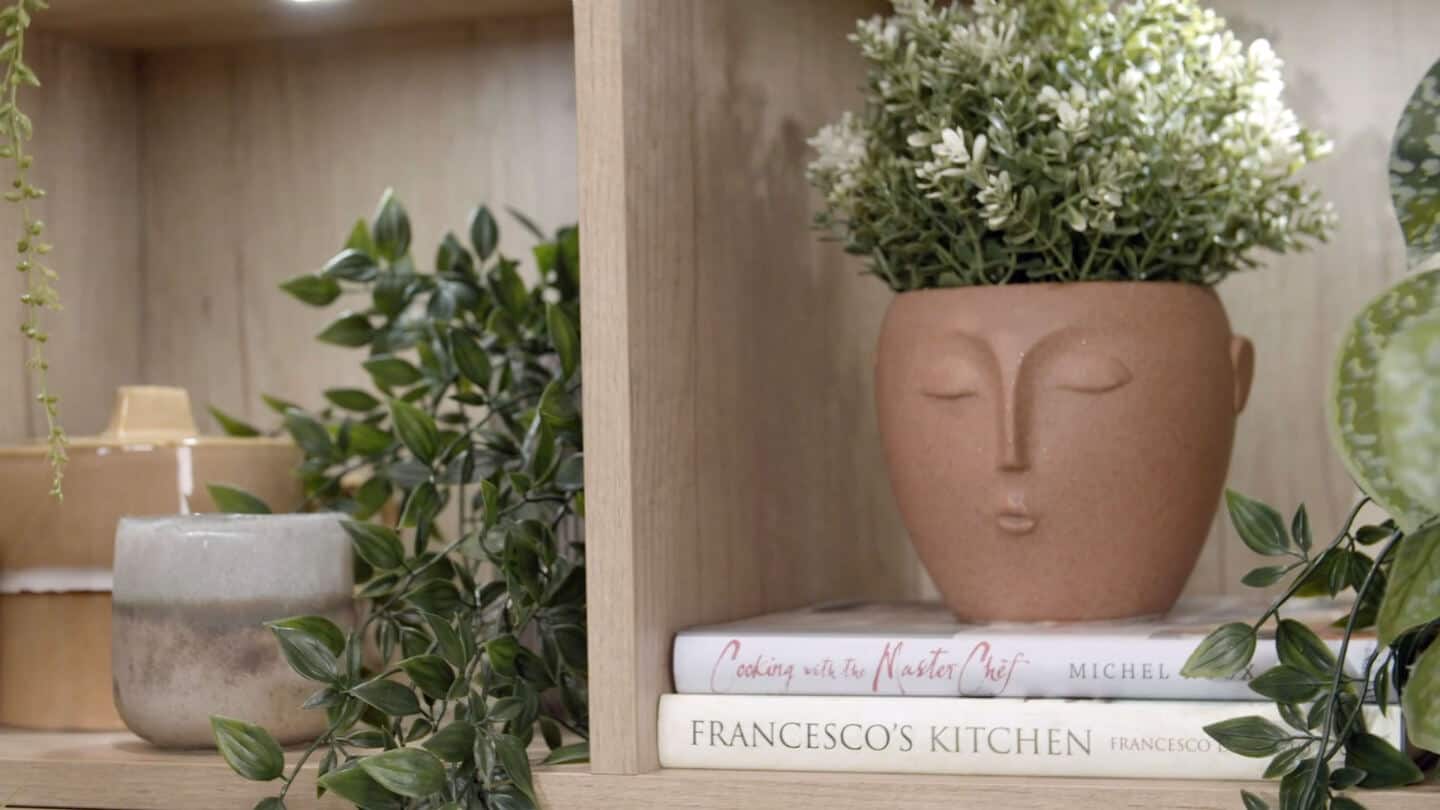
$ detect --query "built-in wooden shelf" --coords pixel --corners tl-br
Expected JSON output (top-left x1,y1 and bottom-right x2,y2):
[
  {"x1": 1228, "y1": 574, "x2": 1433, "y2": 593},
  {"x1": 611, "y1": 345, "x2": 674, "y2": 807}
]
[
  {"x1": 4, "y1": 729, "x2": 1435, "y2": 810},
  {"x1": 36, "y1": 0, "x2": 571, "y2": 48}
]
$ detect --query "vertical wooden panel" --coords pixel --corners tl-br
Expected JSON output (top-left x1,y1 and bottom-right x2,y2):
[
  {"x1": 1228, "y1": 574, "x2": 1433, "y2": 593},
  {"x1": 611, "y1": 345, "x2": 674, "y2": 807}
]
[
  {"x1": 1184, "y1": 0, "x2": 1440, "y2": 596},
  {"x1": 138, "y1": 17, "x2": 577, "y2": 429},
  {"x1": 0, "y1": 35, "x2": 140, "y2": 444},
  {"x1": 577, "y1": 0, "x2": 901, "y2": 776}
]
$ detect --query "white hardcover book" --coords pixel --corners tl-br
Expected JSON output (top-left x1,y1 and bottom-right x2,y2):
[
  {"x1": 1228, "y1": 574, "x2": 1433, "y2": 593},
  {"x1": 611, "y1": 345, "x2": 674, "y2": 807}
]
[
  {"x1": 673, "y1": 597, "x2": 1379, "y2": 699},
  {"x1": 658, "y1": 694, "x2": 1403, "y2": 780}
]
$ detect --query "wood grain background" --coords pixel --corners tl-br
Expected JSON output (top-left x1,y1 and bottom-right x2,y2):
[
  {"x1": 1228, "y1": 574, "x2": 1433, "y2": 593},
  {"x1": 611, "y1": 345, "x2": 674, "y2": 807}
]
[{"x1": 0, "y1": 1, "x2": 1433, "y2": 596}]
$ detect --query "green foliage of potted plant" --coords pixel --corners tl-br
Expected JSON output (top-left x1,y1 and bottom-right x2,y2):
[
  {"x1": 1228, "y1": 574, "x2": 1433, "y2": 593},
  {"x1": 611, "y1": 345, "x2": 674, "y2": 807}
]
[
  {"x1": 207, "y1": 191, "x2": 586, "y2": 810},
  {"x1": 810, "y1": 0, "x2": 1334, "y2": 621},
  {"x1": 1184, "y1": 59, "x2": 1440, "y2": 810}
]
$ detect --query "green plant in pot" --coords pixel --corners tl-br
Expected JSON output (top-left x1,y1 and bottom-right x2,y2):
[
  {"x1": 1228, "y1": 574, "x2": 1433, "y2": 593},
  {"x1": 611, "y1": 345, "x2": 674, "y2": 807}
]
[
  {"x1": 207, "y1": 191, "x2": 586, "y2": 810},
  {"x1": 810, "y1": 0, "x2": 1334, "y2": 621},
  {"x1": 1182, "y1": 58, "x2": 1440, "y2": 810}
]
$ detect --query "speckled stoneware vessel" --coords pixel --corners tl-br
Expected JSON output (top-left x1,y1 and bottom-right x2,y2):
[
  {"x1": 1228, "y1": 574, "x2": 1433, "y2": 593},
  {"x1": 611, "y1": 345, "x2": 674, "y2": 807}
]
[
  {"x1": 112, "y1": 513, "x2": 354, "y2": 748},
  {"x1": 876, "y1": 282, "x2": 1254, "y2": 622}
]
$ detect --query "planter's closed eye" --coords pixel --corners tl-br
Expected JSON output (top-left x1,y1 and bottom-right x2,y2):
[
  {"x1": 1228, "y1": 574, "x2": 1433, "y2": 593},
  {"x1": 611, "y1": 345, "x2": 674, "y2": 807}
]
[
  {"x1": 919, "y1": 363, "x2": 983, "y2": 400},
  {"x1": 1051, "y1": 352, "x2": 1132, "y2": 393}
]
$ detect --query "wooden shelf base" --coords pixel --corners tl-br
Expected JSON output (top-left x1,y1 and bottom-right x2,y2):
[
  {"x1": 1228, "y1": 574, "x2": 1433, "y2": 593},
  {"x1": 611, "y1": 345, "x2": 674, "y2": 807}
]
[{"x1": 2, "y1": 729, "x2": 1435, "y2": 810}]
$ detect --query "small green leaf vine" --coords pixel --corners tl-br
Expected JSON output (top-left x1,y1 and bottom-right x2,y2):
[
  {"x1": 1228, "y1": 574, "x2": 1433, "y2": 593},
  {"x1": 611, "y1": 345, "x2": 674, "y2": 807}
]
[{"x1": 1, "y1": 0, "x2": 64, "y2": 497}]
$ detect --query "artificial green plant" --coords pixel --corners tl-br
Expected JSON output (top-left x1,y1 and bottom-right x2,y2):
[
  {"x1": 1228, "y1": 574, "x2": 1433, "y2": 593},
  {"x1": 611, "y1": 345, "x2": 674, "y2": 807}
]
[
  {"x1": 808, "y1": 0, "x2": 1335, "y2": 290},
  {"x1": 1183, "y1": 59, "x2": 1440, "y2": 810},
  {"x1": 208, "y1": 190, "x2": 586, "y2": 810},
  {"x1": 1, "y1": 0, "x2": 63, "y2": 496}
]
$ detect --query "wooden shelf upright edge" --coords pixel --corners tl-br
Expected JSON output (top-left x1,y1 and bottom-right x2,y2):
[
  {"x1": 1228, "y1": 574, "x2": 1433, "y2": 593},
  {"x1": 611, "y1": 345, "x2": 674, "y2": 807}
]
[{"x1": 2, "y1": 730, "x2": 1437, "y2": 810}]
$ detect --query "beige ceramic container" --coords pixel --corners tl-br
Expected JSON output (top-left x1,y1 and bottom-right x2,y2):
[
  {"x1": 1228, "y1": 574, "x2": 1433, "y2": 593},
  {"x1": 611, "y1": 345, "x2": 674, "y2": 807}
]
[
  {"x1": 0, "y1": 386, "x2": 300, "y2": 730},
  {"x1": 875, "y1": 282, "x2": 1254, "y2": 622},
  {"x1": 112, "y1": 513, "x2": 353, "y2": 748}
]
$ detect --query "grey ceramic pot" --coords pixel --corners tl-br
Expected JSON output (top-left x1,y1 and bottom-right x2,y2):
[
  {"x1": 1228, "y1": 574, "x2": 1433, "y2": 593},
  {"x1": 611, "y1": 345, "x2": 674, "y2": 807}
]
[{"x1": 112, "y1": 513, "x2": 354, "y2": 748}]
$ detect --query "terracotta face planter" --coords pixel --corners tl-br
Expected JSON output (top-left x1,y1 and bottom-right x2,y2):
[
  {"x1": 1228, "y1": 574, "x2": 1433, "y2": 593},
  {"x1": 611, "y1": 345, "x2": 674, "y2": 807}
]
[{"x1": 875, "y1": 282, "x2": 1254, "y2": 621}]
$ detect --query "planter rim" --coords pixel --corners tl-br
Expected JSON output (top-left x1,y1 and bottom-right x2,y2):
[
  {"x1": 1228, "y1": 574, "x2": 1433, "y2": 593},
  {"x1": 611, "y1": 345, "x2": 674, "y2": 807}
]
[{"x1": 891, "y1": 279, "x2": 1220, "y2": 296}]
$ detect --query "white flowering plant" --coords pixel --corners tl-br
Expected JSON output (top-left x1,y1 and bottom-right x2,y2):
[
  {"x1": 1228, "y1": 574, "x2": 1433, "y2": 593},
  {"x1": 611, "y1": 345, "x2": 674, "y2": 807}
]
[{"x1": 809, "y1": 0, "x2": 1336, "y2": 291}]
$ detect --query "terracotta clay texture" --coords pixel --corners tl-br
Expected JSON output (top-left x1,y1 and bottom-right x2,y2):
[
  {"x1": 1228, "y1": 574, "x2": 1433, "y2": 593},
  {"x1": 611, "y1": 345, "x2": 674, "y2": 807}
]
[
  {"x1": 111, "y1": 513, "x2": 354, "y2": 748},
  {"x1": 875, "y1": 282, "x2": 1253, "y2": 621}
]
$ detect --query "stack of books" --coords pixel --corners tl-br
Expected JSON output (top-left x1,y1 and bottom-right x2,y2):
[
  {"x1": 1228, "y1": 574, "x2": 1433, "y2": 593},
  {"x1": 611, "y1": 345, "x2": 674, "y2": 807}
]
[{"x1": 659, "y1": 597, "x2": 1398, "y2": 779}]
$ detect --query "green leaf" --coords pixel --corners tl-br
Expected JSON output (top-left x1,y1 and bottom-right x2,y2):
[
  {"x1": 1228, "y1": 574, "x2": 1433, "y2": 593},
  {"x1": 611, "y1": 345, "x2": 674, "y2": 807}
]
[
  {"x1": 1330, "y1": 798, "x2": 1366, "y2": 810},
  {"x1": 488, "y1": 790, "x2": 536, "y2": 810},
  {"x1": 321, "y1": 248, "x2": 379, "y2": 282},
  {"x1": 451, "y1": 330, "x2": 491, "y2": 389},
  {"x1": 546, "y1": 303, "x2": 580, "y2": 379},
  {"x1": 266, "y1": 615, "x2": 345, "y2": 656},
  {"x1": 206, "y1": 483, "x2": 272, "y2": 515},
  {"x1": 400, "y1": 481, "x2": 441, "y2": 529},
  {"x1": 1329, "y1": 766, "x2": 1367, "y2": 790},
  {"x1": 1291, "y1": 505, "x2": 1312, "y2": 552},
  {"x1": 364, "y1": 355, "x2": 423, "y2": 388},
  {"x1": 1249, "y1": 665, "x2": 1326, "y2": 703},
  {"x1": 1182, "y1": 622, "x2": 1257, "y2": 679},
  {"x1": 507, "y1": 206, "x2": 547, "y2": 241},
  {"x1": 539, "y1": 380, "x2": 578, "y2": 430},
  {"x1": 269, "y1": 623, "x2": 340, "y2": 683},
  {"x1": 210, "y1": 716, "x2": 284, "y2": 781},
  {"x1": 354, "y1": 476, "x2": 393, "y2": 518},
  {"x1": 208, "y1": 405, "x2": 261, "y2": 437},
  {"x1": 344, "y1": 218, "x2": 376, "y2": 256},
  {"x1": 372, "y1": 188, "x2": 412, "y2": 261},
  {"x1": 486, "y1": 635, "x2": 522, "y2": 677},
  {"x1": 1203, "y1": 715, "x2": 1289, "y2": 757},
  {"x1": 389, "y1": 398, "x2": 440, "y2": 463},
  {"x1": 317, "y1": 313, "x2": 375, "y2": 347},
  {"x1": 349, "y1": 423, "x2": 394, "y2": 457},
  {"x1": 1263, "y1": 744, "x2": 1309, "y2": 779},
  {"x1": 350, "y1": 678, "x2": 421, "y2": 716},
  {"x1": 357, "y1": 748, "x2": 446, "y2": 798},
  {"x1": 324, "y1": 388, "x2": 381, "y2": 412},
  {"x1": 1401, "y1": 643, "x2": 1440, "y2": 750},
  {"x1": 399, "y1": 654, "x2": 454, "y2": 701},
  {"x1": 341, "y1": 519, "x2": 405, "y2": 570},
  {"x1": 1356, "y1": 524, "x2": 1394, "y2": 545},
  {"x1": 494, "y1": 733, "x2": 536, "y2": 803},
  {"x1": 1377, "y1": 522, "x2": 1440, "y2": 644},
  {"x1": 317, "y1": 764, "x2": 403, "y2": 810},
  {"x1": 1226, "y1": 490, "x2": 1291, "y2": 557},
  {"x1": 283, "y1": 409, "x2": 334, "y2": 459},
  {"x1": 436, "y1": 231, "x2": 474, "y2": 276},
  {"x1": 1240, "y1": 791, "x2": 1271, "y2": 810},
  {"x1": 1390, "y1": 58, "x2": 1440, "y2": 265},
  {"x1": 279, "y1": 274, "x2": 341, "y2": 307},
  {"x1": 542, "y1": 741, "x2": 590, "y2": 765},
  {"x1": 491, "y1": 259, "x2": 528, "y2": 317},
  {"x1": 422, "y1": 612, "x2": 466, "y2": 669},
  {"x1": 1275, "y1": 619, "x2": 1338, "y2": 679},
  {"x1": 1344, "y1": 732, "x2": 1423, "y2": 787},
  {"x1": 1242, "y1": 565, "x2": 1288, "y2": 588},
  {"x1": 422, "y1": 721, "x2": 476, "y2": 763},
  {"x1": 253, "y1": 798, "x2": 286, "y2": 810},
  {"x1": 470, "y1": 205, "x2": 499, "y2": 260},
  {"x1": 261, "y1": 394, "x2": 300, "y2": 415},
  {"x1": 1331, "y1": 269, "x2": 1440, "y2": 531}
]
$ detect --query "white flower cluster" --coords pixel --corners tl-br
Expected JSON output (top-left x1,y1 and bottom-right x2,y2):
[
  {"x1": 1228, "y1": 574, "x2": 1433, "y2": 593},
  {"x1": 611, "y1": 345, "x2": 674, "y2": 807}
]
[{"x1": 807, "y1": 0, "x2": 1336, "y2": 290}]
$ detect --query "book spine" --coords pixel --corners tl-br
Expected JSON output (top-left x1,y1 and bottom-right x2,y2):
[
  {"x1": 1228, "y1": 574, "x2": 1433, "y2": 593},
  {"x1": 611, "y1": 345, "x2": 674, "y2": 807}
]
[
  {"x1": 658, "y1": 694, "x2": 1402, "y2": 780},
  {"x1": 673, "y1": 632, "x2": 1379, "y2": 700}
]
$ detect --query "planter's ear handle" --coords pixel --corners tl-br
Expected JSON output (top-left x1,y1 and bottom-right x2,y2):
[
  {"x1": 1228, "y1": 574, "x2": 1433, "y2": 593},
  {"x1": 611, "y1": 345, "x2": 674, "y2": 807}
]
[{"x1": 1231, "y1": 335, "x2": 1255, "y2": 414}]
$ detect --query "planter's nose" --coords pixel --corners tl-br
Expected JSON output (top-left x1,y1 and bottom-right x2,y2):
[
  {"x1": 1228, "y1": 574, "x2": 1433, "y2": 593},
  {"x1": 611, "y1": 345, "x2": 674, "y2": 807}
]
[{"x1": 997, "y1": 385, "x2": 1029, "y2": 471}]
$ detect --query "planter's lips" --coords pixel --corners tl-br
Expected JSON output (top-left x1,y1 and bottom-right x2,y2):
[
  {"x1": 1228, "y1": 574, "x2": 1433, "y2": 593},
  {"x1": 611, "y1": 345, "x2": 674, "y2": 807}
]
[{"x1": 997, "y1": 496, "x2": 1036, "y2": 535}]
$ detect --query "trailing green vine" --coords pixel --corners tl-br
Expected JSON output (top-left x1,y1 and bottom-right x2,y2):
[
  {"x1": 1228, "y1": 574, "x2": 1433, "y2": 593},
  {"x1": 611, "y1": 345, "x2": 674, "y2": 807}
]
[
  {"x1": 0, "y1": 0, "x2": 63, "y2": 497},
  {"x1": 1183, "y1": 58, "x2": 1440, "y2": 810}
]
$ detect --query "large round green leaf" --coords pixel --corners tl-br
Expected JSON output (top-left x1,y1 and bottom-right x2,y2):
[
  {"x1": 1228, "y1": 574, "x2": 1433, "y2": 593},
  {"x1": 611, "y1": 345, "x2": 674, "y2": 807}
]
[
  {"x1": 1331, "y1": 268, "x2": 1440, "y2": 530},
  {"x1": 1378, "y1": 313, "x2": 1440, "y2": 517}
]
